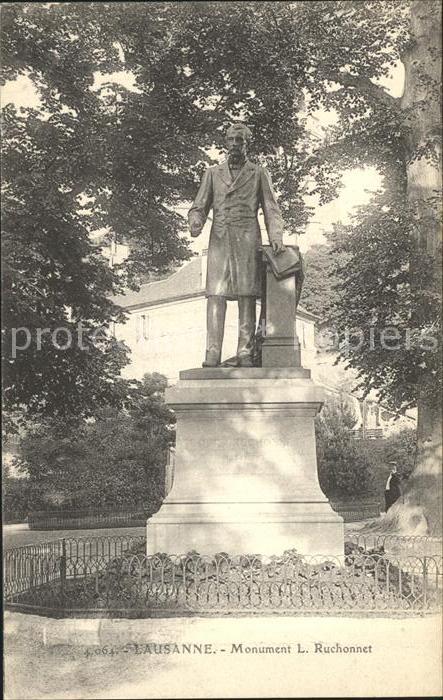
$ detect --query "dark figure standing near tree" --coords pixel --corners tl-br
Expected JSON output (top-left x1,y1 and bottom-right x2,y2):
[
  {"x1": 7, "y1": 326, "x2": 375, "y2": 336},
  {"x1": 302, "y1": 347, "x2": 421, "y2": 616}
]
[{"x1": 385, "y1": 463, "x2": 402, "y2": 512}]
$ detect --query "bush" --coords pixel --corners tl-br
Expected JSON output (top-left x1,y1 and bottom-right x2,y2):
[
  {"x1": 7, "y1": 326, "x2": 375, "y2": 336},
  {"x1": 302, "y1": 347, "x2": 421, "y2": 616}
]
[
  {"x1": 316, "y1": 397, "x2": 375, "y2": 498},
  {"x1": 14, "y1": 373, "x2": 175, "y2": 513},
  {"x1": 3, "y1": 474, "x2": 30, "y2": 522}
]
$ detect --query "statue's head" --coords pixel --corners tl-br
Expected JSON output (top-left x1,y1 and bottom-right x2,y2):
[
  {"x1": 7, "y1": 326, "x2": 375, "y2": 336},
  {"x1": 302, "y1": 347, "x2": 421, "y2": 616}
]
[{"x1": 225, "y1": 123, "x2": 252, "y2": 162}]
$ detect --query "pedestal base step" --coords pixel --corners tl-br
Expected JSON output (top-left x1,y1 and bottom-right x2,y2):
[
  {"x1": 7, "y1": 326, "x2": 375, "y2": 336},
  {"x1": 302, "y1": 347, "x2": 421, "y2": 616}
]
[{"x1": 147, "y1": 501, "x2": 344, "y2": 558}]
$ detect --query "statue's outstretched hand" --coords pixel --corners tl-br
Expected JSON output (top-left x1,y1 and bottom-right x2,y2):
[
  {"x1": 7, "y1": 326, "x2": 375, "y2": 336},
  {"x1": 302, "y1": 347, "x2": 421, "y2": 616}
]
[{"x1": 271, "y1": 240, "x2": 286, "y2": 255}]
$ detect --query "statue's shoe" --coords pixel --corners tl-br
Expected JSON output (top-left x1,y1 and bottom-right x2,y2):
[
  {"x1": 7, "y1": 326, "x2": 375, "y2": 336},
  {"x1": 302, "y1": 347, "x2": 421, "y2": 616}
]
[
  {"x1": 220, "y1": 355, "x2": 238, "y2": 367},
  {"x1": 202, "y1": 350, "x2": 221, "y2": 368}
]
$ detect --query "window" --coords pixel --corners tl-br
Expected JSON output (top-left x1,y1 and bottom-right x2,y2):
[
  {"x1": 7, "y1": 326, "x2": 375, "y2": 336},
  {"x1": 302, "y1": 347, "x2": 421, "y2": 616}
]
[{"x1": 136, "y1": 314, "x2": 150, "y2": 342}]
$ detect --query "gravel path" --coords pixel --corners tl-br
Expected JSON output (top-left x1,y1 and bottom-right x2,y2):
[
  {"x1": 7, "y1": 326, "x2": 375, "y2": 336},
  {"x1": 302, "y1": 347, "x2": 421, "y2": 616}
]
[
  {"x1": 3, "y1": 524, "x2": 145, "y2": 549},
  {"x1": 4, "y1": 612, "x2": 441, "y2": 699}
]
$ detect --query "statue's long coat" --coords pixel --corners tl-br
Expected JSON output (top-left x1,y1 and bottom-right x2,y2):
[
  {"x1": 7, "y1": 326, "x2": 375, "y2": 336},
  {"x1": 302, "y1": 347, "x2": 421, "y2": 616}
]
[{"x1": 188, "y1": 160, "x2": 284, "y2": 299}]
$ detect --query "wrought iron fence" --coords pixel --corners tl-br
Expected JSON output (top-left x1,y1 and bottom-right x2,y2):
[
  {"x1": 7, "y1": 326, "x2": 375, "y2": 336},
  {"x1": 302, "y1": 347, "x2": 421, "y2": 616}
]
[
  {"x1": 347, "y1": 532, "x2": 443, "y2": 557},
  {"x1": 3, "y1": 535, "x2": 145, "y2": 598},
  {"x1": 28, "y1": 505, "x2": 149, "y2": 530},
  {"x1": 4, "y1": 535, "x2": 442, "y2": 616}
]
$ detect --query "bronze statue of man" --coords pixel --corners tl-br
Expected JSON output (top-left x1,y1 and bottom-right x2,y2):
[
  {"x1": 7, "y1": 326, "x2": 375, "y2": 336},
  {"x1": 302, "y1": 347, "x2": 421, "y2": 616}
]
[{"x1": 188, "y1": 123, "x2": 285, "y2": 367}]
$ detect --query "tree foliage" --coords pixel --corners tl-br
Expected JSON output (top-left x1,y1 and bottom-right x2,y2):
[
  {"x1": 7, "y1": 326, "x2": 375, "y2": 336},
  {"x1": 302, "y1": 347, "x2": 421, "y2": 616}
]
[
  {"x1": 13, "y1": 373, "x2": 175, "y2": 513},
  {"x1": 327, "y1": 192, "x2": 441, "y2": 412},
  {"x1": 3, "y1": 1, "x2": 437, "y2": 421},
  {"x1": 299, "y1": 243, "x2": 341, "y2": 319}
]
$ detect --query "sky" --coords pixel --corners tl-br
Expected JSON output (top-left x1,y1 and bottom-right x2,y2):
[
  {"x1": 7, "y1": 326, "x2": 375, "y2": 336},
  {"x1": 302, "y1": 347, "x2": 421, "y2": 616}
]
[{"x1": 2, "y1": 61, "x2": 404, "y2": 255}]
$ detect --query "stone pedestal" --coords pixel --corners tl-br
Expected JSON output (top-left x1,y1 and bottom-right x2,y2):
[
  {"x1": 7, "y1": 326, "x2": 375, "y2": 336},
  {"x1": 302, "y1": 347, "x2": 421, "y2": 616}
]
[{"x1": 147, "y1": 367, "x2": 344, "y2": 557}]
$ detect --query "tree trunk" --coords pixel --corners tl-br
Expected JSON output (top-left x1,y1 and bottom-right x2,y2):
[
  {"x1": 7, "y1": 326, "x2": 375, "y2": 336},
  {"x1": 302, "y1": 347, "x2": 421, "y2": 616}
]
[{"x1": 383, "y1": 0, "x2": 442, "y2": 535}]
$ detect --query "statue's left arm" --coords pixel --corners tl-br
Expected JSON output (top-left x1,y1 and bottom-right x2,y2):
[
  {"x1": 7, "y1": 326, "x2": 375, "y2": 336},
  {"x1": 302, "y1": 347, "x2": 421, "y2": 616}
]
[{"x1": 259, "y1": 167, "x2": 285, "y2": 249}]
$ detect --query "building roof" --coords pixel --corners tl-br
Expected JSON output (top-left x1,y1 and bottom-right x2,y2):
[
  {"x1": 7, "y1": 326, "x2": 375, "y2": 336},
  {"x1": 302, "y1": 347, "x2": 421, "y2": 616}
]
[
  {"x1": 111, "y1": 254, "x2": 319, "y2": 321},
  {"x1": 112, "y1": 255, "x2": 203, "y2": 309}
]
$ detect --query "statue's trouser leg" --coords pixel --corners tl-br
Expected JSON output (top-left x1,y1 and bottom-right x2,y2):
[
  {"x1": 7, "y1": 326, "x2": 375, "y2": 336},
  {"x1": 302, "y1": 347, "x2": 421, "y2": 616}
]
[
  {"x1": 237, "y1": 296, "x2": 256, "y2": 366},
  {"x1": 203, "y1": 295, "x2": 227, "y2": 367}
]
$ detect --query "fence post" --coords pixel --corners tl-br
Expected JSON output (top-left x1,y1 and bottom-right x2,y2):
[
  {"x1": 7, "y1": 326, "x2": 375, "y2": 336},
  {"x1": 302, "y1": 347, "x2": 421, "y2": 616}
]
[
  {"x1": 30, "y1": 556, "x2": 35, "y2": 591},
  {"x1": 60, "y1": 538, "x2": 67, "y2": 598},
  {"x1": 422, "y1": 557, "x2": 428, "y2": 610}
]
